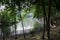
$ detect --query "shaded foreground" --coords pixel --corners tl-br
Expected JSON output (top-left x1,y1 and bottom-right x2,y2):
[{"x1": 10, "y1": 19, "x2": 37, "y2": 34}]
[{"x1": 0, "y1": 26, "x2": 60, "y2": 40}]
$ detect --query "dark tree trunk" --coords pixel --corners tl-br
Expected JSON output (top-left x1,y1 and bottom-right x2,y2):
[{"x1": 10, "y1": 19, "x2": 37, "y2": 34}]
[
  {"x1": 19, "y1": 11, "x2": 26, "y2": 40},
  {"x1": 42, "y1": 0, "x2": 47, "y2": 39},
  {"x1": 12, "y1": 1, "x2": 18, "y2": 40},
  {"x1": 17, "y1": 0, "x2": 26, "y2": 39},
  {"x1": 21, "y1": 18, "x2": 26, "y2": 40},
  {"x1": 15, "y1": 24, "x2": 17, "y2": 39},
  {"x1": 14, "y1": 10, "x2": 17, "y2": 39},
  {"x1": 1, "y1": 29, "x2": 3, "y2": 38},
  {"x1": 2, "y1": 28, "x2": 5, "y2": 40},
  {"x1": 46, "y1": 0, "x2": 52, "y2": 40},
  {"x1": 15, "y1": 24, "x2": 16, "y2": 35}
]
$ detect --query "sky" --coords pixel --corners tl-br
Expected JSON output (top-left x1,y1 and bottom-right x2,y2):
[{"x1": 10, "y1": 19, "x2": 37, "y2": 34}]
[{"x1": 0, "y1": 5, "x2": 5, "y2": 12}]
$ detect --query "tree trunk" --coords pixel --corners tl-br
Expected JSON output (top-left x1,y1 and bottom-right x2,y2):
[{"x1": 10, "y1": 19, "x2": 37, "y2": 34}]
[
  {"x1": 2, "y1": 28, "x2": 5, "y2": 40},
  {"x1": 18, "y1": 2, "x2": 26, "y2": 39},
  {"x1": 14, "y1": 10, "x2": 17, "y2": 39},
  {"x1": 0, "y1": 29, "x2": 2, "y2": 37},
  {"x1": 19, "y1": 11, "x2": 26, "y2": 40},
  {"x1": 15, "y1": 24, "x2": 17, "y2": 39},
  {"x1": 42, "y1": 0, "x2": 47, "y2": 39},
  {"x1": 21, "y1": 18, "x2": 26, "y2": 40},
  {"x1": 46, "y1": 0, "x2": 52, "y2": 40}
]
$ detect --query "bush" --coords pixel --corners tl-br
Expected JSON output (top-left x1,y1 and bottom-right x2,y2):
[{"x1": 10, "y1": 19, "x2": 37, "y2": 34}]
[
  {"x1": 30, "y1": 21, "x2": 43, "y2": 34},
  {"x1": 33, "y1": 21, "x2": 43, "y2": 31}
]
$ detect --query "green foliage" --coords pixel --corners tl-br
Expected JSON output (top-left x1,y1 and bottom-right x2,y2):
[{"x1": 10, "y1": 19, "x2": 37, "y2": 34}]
[
  {"x1": 34, "y1": 5, "x2": 43, "y2": 19},
  {"x1": 0, "y1": 7, "x2": 18, "y2": 37},
  {"x1": 0, "y1": 8, "x2": 17, "y2": 26},
  {"x1": 0, "y1": 0, "x2": 58, "y2": 38},
  {"x1": 30, "y1": 21, "x2": 43, "y2": 32},
  {"x1": 33, "y1": 21, "x2": 43, "y2": 31},
  {"x1": 30, "y1": 21, "x2": 43, "y2": 35},
  {"x1": 2, "y1": 27, "x2": 10, "y2": 37}
]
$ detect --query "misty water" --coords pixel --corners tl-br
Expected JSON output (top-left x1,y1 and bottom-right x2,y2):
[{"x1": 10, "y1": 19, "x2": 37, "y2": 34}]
[
  {"x1": 0, "y1": 5, "x2": 44, "y2": 35},
  {"x1": 11, "y1": 16, "x2": 34, "y2": 35},
  {"x1": 10, "y1": 13, "x2": 44, "y2": 35},
  {"x1": 0, "y1": 14, "x2": 43, "y2": 35}
]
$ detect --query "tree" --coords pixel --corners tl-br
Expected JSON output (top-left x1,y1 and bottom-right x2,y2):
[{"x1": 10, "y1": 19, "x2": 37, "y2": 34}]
[
  {"x1": 0, "y1": 0, "x2": 57, "y2": 40},
  {"x1": 42, "y1": 0, "x2": 47, "y2": 39},
  {"x1": 19, "y1": 10, "x2": 26, "y2": 40},
  {"x1": 0, "y1": 7, "x2": 18, "y2": 40},
  {"x1": 46, "y1": 0, "x2": 52, "y2": 40}
]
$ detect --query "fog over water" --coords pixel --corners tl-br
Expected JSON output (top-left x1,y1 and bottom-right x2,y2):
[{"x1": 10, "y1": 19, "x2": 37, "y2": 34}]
[
  {"x1": 11, "y1": 17, "x2": 34, "y2": 35},
  {"x1": 0, "y1": 5, "x2": 44, "y2": 35}
]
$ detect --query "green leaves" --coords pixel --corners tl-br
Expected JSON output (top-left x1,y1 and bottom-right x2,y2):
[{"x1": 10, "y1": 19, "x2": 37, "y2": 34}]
[
  {"x1": 0, "y1": 7, "x2": 17, "y2": 27},
  {"x1": 34, "y1": 5, "x2": 43, "y2": 19},
  {"x1": 33, "y1": 21, "x2": 43, "y2": 31},
  {"x1": 2, "y1": 27, "x2": 11, "y2": 37},
  {"x1": 0, "y1": 6, "x2": 19, "y2": 37}
]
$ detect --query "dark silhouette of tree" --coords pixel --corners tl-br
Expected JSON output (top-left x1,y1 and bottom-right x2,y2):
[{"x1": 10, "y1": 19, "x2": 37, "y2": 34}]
[
  {"x1": 18, "y1": 6, "x2": 26, "y2": 40},
  {"x1": 46, "y1": 0, "x2": 52, "y2": 40},
  {"x1": 42, "y1": 0, "x2": 47, "y2": 39}
]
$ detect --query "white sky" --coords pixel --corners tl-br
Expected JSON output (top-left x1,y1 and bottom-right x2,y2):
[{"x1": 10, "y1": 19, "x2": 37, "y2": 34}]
[{"x1": 0, "y1": 5, "x2": 5, "y2": 12}]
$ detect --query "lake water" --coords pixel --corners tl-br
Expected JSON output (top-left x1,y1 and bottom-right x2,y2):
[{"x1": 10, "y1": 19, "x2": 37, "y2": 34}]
[
  {"x1": 0, "y1": 5, "x2": 44, "y2": 35},
  {"x1": 10, "y1": 17, "x2": 44, "y2": 35}
]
